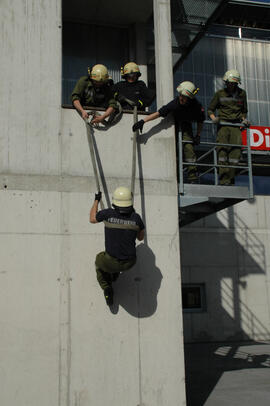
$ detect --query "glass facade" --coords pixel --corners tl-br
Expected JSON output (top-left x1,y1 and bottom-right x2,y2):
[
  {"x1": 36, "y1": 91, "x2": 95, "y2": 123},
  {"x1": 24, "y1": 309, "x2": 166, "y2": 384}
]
[
  {"x1": 173, "y1": 31, "x2": 270, "y2": 194},
  {"x1": 174, "y1": 34, "x2": 270, "y2": 130}
]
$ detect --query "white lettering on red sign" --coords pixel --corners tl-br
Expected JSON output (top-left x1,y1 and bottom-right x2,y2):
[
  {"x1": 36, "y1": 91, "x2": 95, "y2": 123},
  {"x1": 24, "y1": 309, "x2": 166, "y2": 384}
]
[{"x1": 242, "y1": 126, "x2": 270, "y2": 151}]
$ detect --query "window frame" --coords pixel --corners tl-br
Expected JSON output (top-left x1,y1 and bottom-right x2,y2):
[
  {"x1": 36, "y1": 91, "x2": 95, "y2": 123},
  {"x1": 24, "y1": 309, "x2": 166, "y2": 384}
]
[{"x1": 182, "y1": 283, "x2": 207, "y2": 313}]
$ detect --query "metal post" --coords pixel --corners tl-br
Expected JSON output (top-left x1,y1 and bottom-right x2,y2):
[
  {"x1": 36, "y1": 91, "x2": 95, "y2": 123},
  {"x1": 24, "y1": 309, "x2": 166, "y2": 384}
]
[
  {"x1": 179, "y1": 131, "x2": 184, "y2": 193},
  {"x1": 246, "y1": 126, "x2": 254, "y2": 198},
  {"x1": 213, "y1": 147, "x2": 218, "y2": 185},
  {"x1": 131, "y1": 106, "x2": 138, "y2": 199}
]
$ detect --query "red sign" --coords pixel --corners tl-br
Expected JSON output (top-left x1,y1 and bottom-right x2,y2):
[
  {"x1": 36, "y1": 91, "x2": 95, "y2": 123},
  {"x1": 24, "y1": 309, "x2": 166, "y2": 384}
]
[{"x1": 242, "y1": 126, "x2": 270, "y2": 151}]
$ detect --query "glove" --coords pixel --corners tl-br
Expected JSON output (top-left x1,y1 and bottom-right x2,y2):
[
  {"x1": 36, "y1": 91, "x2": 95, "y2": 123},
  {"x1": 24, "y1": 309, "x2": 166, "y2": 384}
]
[
  {"x1": 212, "y1": 117, "x2": 220, "y2": 124},
  {"x1": 132, "y1": 119, "x2": 145, "y2": 133},
  {"x1": 137, "y1": 99, "x2": 144, "y2": 109},
  {"x1": 241, "y1": 118, "x2": 250, "y2": 127},
  {"x1": 95, "y1": 191, "x2": 102, "y2": 202},
  {"x1": 193, "y1": 135, "x2": 200, "y2": 145}
]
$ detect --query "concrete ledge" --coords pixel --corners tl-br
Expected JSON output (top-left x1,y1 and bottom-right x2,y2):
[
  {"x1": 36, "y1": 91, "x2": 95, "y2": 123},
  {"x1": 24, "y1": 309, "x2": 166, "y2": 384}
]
[{"x1": 0, "y1": 173, "x2": 177, "y2": 195}]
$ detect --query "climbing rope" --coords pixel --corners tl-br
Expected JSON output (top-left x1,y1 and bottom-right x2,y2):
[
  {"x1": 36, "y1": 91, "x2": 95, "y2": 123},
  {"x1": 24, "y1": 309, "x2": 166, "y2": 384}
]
[
  {"x1": 85, "y1": 102, "x2": 138, "y2": 208},
  {"x1": 85, "y1": 120, "x2": 105, "y2": 210}
]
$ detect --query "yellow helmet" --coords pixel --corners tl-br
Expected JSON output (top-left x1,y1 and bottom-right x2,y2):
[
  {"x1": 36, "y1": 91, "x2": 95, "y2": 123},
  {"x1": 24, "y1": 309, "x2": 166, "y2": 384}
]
[
  {"x1": 223, "y1": 69, "x2": 241, "y2": 84},
  {"x1": 112, "y1": 187, "x2": 132, "y2": 207},
  {"x1": 176, "y1": 81, "x2": 199, "y2": 99},
  {"x1": 121, "y1": 62, "x2": 141, "y2": 78},
  {"x1": 90, "y1": 64, "x2": 109, "y2": 83}
]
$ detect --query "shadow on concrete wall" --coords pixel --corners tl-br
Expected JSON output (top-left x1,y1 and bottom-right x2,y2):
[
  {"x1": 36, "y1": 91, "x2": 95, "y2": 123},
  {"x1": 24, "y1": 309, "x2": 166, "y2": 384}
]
[
  {"x1": 111, "y1": 243, "x2": 163, "y2": 317},
  {"x1": 181, "y1": 201, "x2": 270, "y2": 405},
  {"x1": 137, "y1": 116, "x2": 173, "y2": 145},
  {"x1": 88, "y1": 113, "x2": 164, "y2": 317},
  {"x1": 184, "y1": 340, "x2": 270, "y2": 406}
]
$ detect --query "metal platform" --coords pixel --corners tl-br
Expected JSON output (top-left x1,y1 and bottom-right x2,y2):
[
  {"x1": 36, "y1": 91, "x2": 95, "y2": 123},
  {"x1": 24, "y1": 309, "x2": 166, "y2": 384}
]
[
  {"x1": 178, "y1": 122, "x2": 254, "y2": 227},
  {"x1": 181, "y1": 183, "x2": 250, "y2": 201},
  {"x1": 179, "y1": 184, "x2": 249, "y2": 227}
]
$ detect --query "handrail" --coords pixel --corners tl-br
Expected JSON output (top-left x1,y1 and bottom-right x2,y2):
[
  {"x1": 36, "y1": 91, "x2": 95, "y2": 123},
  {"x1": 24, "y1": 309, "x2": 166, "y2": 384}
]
[
  {"x1": 178, "y1": 120, "x2": 253, "y2": 198},
  {"x1": 61, "y1": 104, "x2": 150, "y2": 115},
  {"x1": 184, "y1": 140, "x2": 250, "y2": 149}
]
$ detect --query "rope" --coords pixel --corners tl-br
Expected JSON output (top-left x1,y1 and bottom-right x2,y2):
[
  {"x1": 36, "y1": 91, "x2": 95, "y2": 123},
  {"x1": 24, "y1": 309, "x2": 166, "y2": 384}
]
[
  {"x1": 87, "y1": 102, "x2": 123, "y2": 129},
  {"x1": 85, "y1": 104, "x2": 138, "y2": 208},
  {"x1": 85, "y1": 120, "x2": 105, "y2": 210}
]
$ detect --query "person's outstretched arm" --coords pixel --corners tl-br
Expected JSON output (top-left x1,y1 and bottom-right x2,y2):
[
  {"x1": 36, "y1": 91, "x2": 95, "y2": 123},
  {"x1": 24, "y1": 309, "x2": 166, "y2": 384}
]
[
  {"x1": 89, "y1": 192, "x2": 102, "y2": 223},
  {"x1": 132, "y1": 111, "x2": 160, "y2": 133}
]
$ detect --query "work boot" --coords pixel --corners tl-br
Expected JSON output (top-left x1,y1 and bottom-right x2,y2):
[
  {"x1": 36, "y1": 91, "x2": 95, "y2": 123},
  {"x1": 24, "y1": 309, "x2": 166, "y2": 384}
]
[
  {"x1": 187, "y1": 170, "x2": 198, "y2": 184},
  {"x1": 220, "y1": 177, "x2": 233, "y2": 186},
  {"x1": 188, "y1": 175, "x2": 198, "y2": 184},
  {"x1": 188, "y1": 178, "x2": 198, "y2": 184},
  {"x1": 104, "y1": 287, "x2": 114, "y2": 306}
]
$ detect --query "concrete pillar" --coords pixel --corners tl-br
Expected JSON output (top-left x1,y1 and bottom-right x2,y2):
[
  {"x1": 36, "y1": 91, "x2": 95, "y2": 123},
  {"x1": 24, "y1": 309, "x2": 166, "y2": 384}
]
[
  {"x1": 153, "y1": 0, "x2": 174, "y2": 107},
  {"x1": 135, "y1": 23, "x2": 148, "y2": 84}
]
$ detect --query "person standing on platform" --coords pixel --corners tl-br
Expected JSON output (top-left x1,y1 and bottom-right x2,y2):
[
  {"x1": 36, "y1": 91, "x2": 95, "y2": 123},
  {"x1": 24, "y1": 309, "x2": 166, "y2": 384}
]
[{"x1": 208, "y1": 69, "x2": 249, "y2": 185}]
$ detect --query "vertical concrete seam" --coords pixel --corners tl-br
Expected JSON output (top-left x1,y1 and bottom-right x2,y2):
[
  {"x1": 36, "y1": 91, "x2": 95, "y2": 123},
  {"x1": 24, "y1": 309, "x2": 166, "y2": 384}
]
[
  {"x1": 137, "y1": 280, "x2": 143, "y2": 406},
  {"x1": 58, "y1": 192, "x2": 71, "y2": 406}
]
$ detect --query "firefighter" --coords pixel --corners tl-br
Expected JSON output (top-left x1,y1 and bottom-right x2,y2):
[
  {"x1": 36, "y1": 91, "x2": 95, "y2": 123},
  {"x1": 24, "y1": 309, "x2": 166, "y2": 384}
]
[
  {"x1": 90, "y1": 187, "x2": 145, "y2": 306},
  {"x1": 71, "y1": 64, "x2": 118, "y2": 125},
  {"x1": 113, "y1": 62, "x2": 154, "y2": 111},
  {"x1": 208, "y1": 69, "x2": 249, "y2": 185},
  {"x1": 132, "y1": 81, "x2": 205, "y2": 183}
]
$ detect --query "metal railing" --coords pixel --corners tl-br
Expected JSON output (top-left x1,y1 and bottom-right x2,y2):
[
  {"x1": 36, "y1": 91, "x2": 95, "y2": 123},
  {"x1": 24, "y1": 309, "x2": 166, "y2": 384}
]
[{"x1": 178, "y1": 120, "x2": 253, "y2": 198}]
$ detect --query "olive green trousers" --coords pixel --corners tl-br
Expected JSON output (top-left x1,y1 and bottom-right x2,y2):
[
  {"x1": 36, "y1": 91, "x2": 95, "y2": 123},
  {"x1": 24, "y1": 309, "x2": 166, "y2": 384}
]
[
  {"x1": 95, "y1": 251, "x2": 136, "y2": 291},
  {"x1": 217, "y1": 126, "x2": 242, "y2": 185},
  {"x1": 182, "y1": 123, "x2": 197, "y2": 180}
]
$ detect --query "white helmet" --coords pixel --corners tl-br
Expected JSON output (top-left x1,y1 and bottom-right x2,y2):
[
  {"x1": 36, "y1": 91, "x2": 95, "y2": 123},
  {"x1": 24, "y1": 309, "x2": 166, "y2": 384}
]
[
  {"x1": 121, "y1": 62, "x2": 141, "y2": 77},
  {"x1": 223, "y1": 69, "x2": 241, "y2": 84},
  {"x1": 176, "y1": 81, "x2": 199, "y2": 99},
  {"x1": 112, "y1": 187, "x2": 132, "y2": 207},
  {"x1": 89, "y1": 64, "x2": 109, "y2": 83}
]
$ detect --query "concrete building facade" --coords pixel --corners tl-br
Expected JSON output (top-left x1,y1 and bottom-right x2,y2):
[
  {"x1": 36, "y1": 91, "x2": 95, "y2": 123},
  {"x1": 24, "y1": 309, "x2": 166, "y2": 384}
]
[
  {"x1": 0, "y1": 1, "x2": 186, "y2": 405},
  {"x1": 1, "y1": 0, "x2": 270, "y2": 405},
  {"x1": 181, "y1": 196, "x2": 270, "y2": 343}
]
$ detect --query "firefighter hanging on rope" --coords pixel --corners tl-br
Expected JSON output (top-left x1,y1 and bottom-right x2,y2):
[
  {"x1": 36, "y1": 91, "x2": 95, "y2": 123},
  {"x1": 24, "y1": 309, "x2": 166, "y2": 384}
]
[{"x1": 90, "y1": 187, "x2": 145, "y2": 306}]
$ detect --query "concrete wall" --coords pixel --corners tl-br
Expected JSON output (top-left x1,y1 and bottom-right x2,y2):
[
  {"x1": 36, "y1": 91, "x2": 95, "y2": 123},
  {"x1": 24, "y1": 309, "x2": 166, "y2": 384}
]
[
  {"x1": 0, "y1": 1, "x2": 186, "y2": 405},
  {"x1": 181, "y1": 196, "x2": 270, "y2": 343}
]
